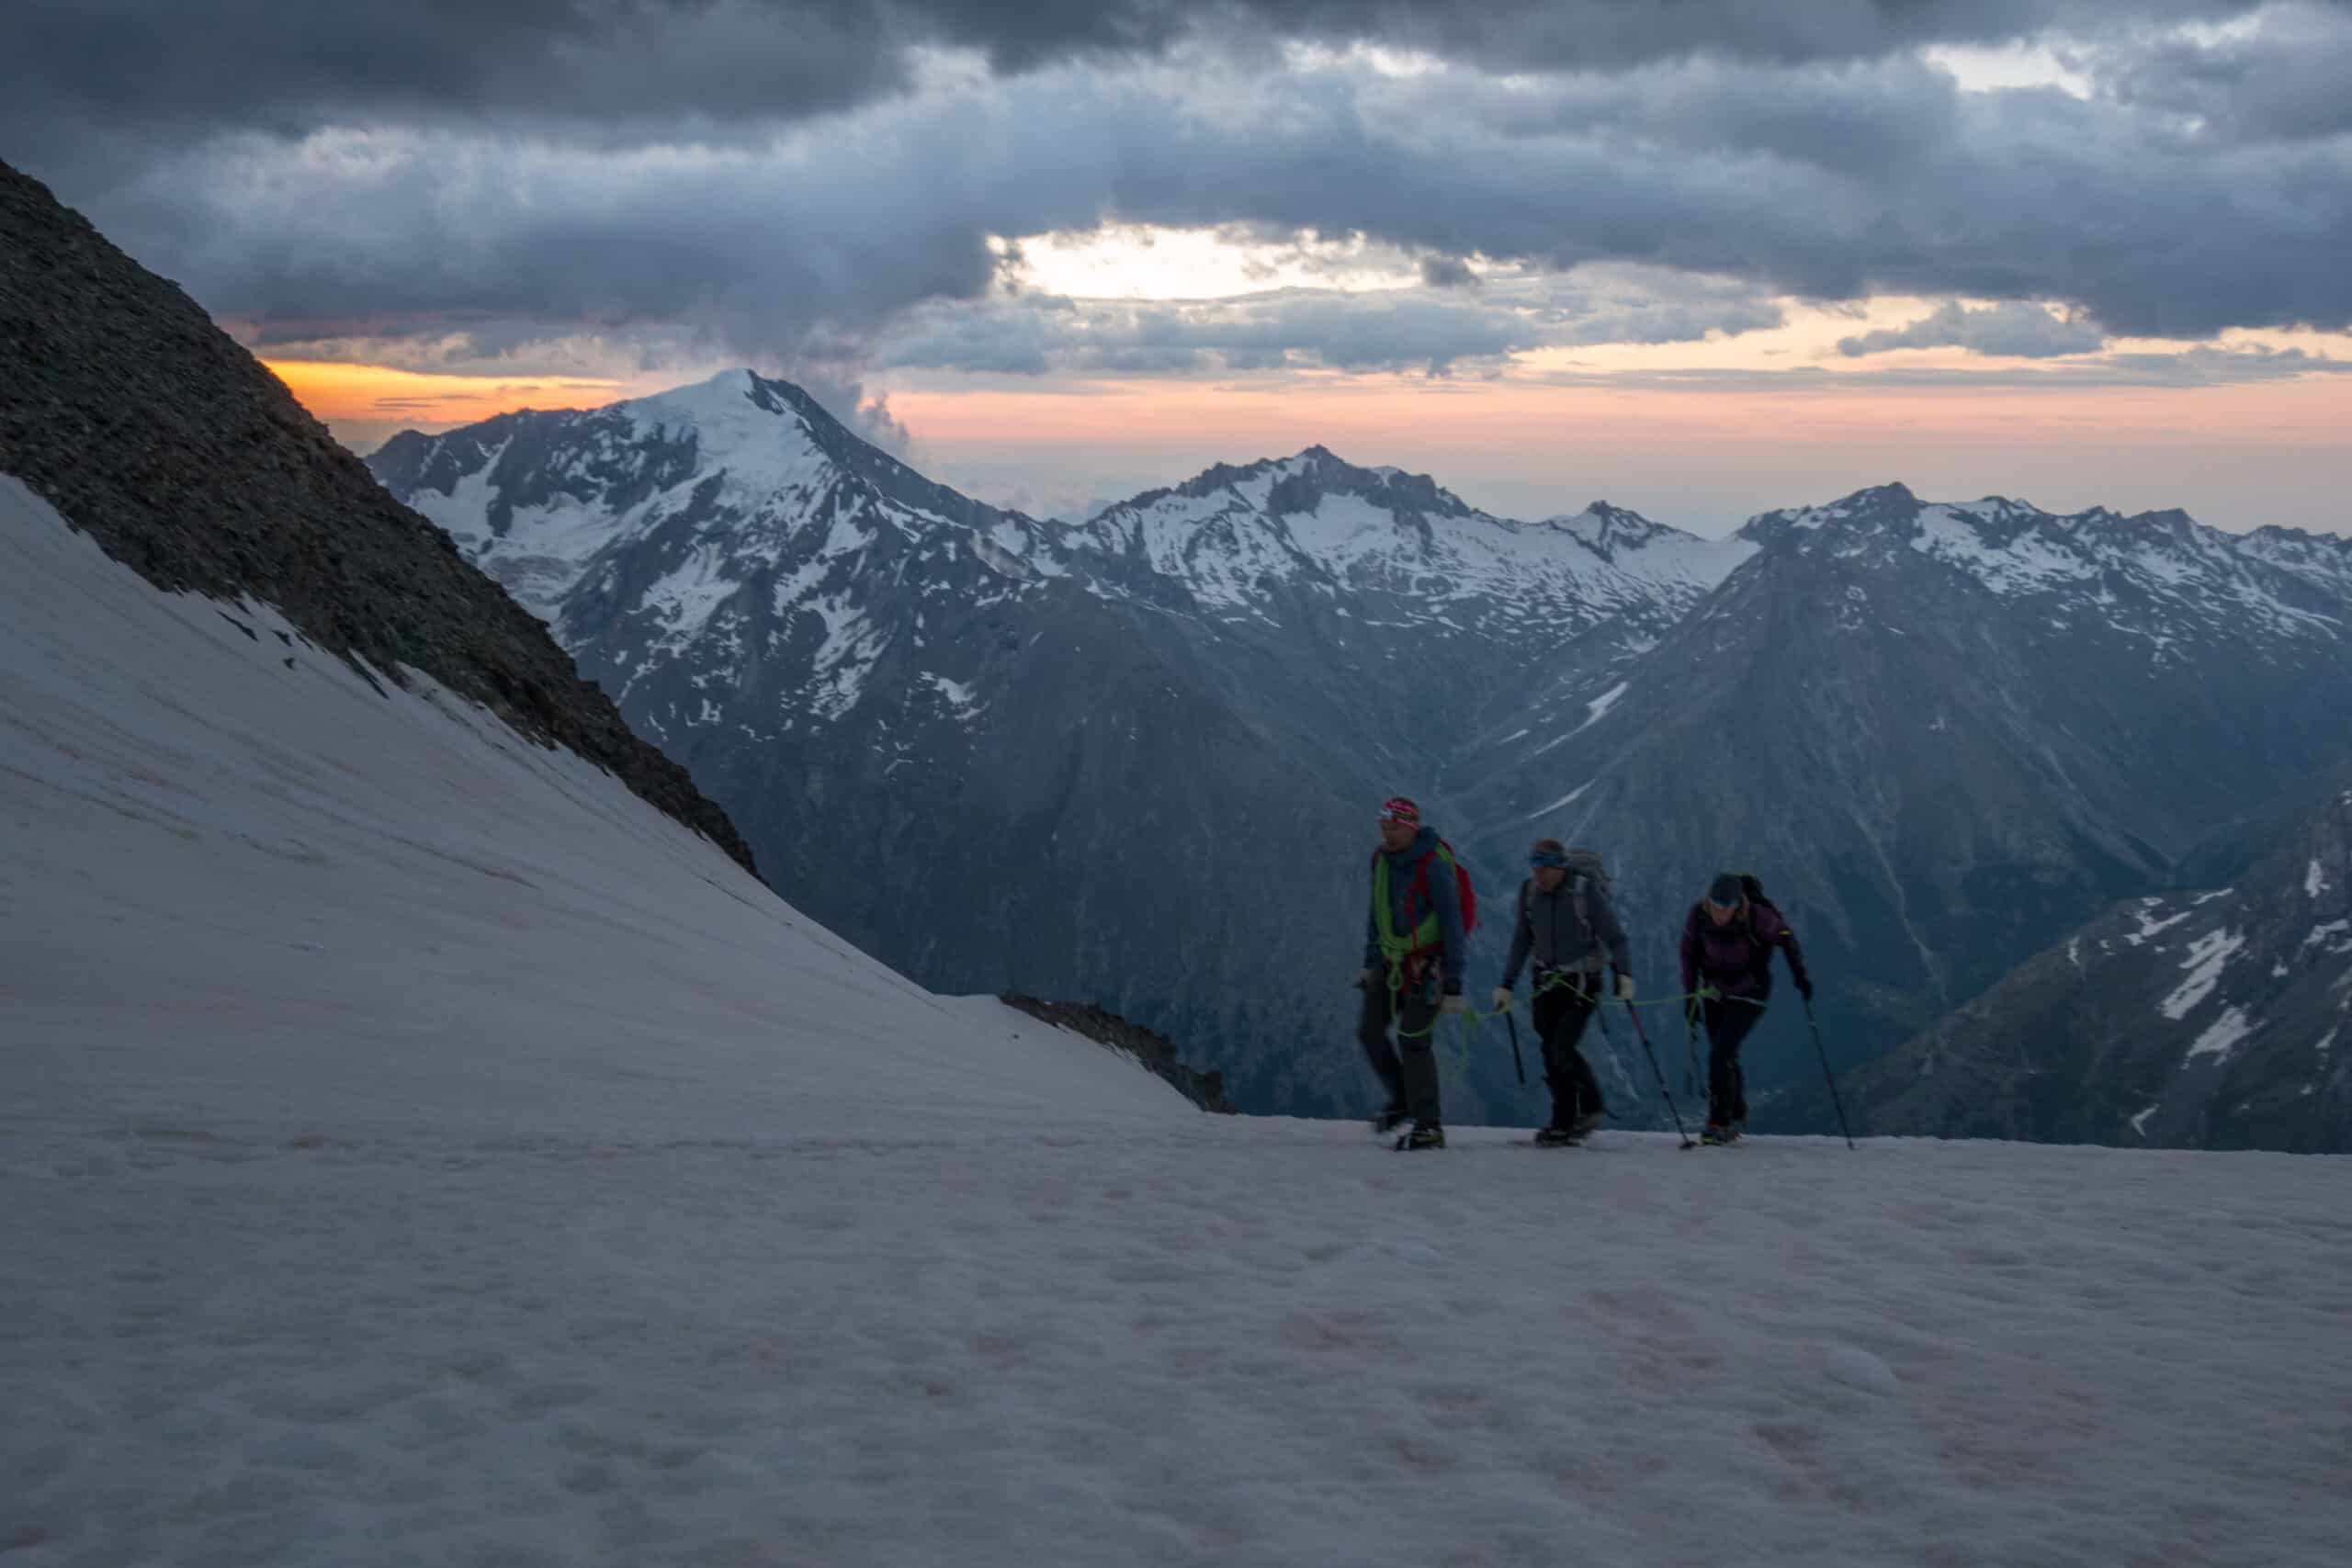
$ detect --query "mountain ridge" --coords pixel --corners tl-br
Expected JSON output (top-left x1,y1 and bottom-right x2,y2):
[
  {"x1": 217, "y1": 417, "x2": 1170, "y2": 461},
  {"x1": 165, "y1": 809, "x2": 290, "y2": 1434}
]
[{"x1": 368, "y1": 367, "x2": 2352, "y2": 1133}]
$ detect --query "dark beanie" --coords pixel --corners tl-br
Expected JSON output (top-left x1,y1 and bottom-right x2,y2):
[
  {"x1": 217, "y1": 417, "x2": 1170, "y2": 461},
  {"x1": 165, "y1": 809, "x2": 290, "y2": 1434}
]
[{"x1": 1707, "y1": 873, "x2": 1745, "y2": 907}]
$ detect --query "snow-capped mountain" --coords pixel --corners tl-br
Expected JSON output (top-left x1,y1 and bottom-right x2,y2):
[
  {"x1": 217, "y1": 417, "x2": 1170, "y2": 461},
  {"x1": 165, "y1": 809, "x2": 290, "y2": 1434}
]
[
  {"x1": 1445, "y1": 481, "x2": 2352, "y2": 1131},
  {"x1": 1853, "y1": 773, "x2": 2352, "y2": 1150},
  {"x1": 370, "y1": 373, "x2": 1742, "y2": 1117},
  {"x1": 371, "y1": 375, "x2": 2352, "y2": 1135}
]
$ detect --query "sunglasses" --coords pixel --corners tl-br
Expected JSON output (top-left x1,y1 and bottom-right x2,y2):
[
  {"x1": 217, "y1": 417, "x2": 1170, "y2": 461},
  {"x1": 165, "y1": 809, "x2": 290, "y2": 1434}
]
[{"x1": 1528, "y1": 853, "x2": 1568, "y2": 870}]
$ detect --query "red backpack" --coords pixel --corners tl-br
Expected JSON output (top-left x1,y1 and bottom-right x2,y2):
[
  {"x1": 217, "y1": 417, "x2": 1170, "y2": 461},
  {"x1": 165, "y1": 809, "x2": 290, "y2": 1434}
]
[{"x1": 1381, "y1": 839, "x2": 1479, "y2": 956}]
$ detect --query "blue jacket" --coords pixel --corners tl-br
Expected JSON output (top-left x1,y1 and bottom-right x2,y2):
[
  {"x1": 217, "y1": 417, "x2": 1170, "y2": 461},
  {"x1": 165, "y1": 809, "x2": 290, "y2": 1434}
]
[{"x1": 1362, "y1": 826, "x2": 1467, "y2": 993}]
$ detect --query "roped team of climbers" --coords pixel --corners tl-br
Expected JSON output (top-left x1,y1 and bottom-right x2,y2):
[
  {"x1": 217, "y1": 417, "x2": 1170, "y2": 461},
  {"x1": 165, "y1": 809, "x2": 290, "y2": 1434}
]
[{"x1": 1359, "y1": 795, "x2": 1812, "y2": 1152}]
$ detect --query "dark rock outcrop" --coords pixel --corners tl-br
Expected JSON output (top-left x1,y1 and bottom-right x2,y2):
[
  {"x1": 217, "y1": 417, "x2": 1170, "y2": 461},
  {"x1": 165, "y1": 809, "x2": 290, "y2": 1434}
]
[{"x1": 1001, "y1": 996, "x2": 1238, "y2": 1114}]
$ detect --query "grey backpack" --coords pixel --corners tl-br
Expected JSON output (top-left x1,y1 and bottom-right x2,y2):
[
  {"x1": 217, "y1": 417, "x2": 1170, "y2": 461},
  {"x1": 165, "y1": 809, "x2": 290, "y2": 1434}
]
[
  {"x1": 1563, "y1": 848, "x2": 1611, "y2": 920},
  {"x1": 1521, "y1": 847, "x2": 1615, "y2": 946}
]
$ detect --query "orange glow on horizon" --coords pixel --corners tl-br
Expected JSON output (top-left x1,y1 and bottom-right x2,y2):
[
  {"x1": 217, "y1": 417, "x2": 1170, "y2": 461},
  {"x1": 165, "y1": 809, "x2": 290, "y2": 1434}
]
[
  {"x1": 265, "y1": 360, "x2": 628, "y2": 430},
  {"x1": 266, "y1": 362, "x2": 2352, "y2": 484},
  {"x1": 883, "y1": 374, "x2": 2352, "y2": 456}
]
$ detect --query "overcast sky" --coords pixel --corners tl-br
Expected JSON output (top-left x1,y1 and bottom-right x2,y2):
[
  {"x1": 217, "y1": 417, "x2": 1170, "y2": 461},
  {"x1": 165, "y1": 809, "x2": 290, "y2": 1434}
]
[{"x1": 6, "y1": 0, "x2": 2348, "y2": 532}]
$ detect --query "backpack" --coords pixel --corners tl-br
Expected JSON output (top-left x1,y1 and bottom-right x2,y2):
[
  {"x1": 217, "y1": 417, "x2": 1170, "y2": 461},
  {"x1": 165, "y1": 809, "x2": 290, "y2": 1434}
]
[
  {"x1": 1374, "y1": 839, "x2": 1479, "y2": 963},
  {"x1": 1416, "y1": 840, "x2": 1479, "y2": 939},
  {"x1": 1523, "y1": 851, "x2": 1618, "y2": 964},
  {"x1": 1521, "y1": 847, "x2": 1612, "y2": 930}
]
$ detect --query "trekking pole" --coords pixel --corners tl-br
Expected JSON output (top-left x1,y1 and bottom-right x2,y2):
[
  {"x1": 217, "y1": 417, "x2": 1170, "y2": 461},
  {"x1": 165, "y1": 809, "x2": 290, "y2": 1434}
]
[
  {"x1": 1682, "y1": 1000, "x2": 1702, "y2": 1098},
  {"x1": 1622, "y1": 998, "x2": 1695, "y2": 1150},
  {"x1": 1503, "y1": 1011, "x2": 1527, "y2": 1087},
  {"x1": 1804, "y1": 996, "x2": 1858, "y2": 1149}
]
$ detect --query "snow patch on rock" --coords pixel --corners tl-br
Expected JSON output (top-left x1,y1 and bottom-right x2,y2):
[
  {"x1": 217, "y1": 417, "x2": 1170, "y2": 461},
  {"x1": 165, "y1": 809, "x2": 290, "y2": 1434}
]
[{"x1": 2160, "y1": 929, "x2": 2245, "y2": 1020}]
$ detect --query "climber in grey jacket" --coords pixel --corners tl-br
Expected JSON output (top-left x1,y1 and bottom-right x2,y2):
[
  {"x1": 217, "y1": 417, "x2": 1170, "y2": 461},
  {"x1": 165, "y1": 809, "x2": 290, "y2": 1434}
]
[{"x1": 1491, "y1": 838, "x2": 1634, "y2": 1144}]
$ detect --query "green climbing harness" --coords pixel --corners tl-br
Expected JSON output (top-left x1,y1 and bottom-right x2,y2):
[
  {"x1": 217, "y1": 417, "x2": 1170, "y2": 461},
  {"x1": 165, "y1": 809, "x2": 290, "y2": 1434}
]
[{"x1": 1372, "y1": 841, "x2": 1459, "y2": 996}]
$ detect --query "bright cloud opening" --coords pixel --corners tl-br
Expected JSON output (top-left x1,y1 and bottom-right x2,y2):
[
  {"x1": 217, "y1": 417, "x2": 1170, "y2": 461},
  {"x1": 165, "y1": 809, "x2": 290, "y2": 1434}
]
[{"x1": 999, "y1": 225, "x2": 1426, "y2": 303}]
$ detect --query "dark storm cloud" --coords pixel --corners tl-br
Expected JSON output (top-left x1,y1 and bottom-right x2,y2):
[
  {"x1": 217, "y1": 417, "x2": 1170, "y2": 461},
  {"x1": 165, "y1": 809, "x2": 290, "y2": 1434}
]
[
  {"x1": 871, "y1": 289, "x2": 1545, "y2": 376},
  {"x1": 1838, "y1": 300, "x2": 2109, "y2": 358},
  {"x1": 4, "y1": 1, "x2": 903, "y2": 139},
  {"x1": 21, "y1": 6, "x2": 2352, "y2": 382},
  {"x1": 0, "y1": 0, "x2": 2279, "y2": 162},
  {"x1": 2076, "y1": 1, "x2": 2352, "y2": 142}
]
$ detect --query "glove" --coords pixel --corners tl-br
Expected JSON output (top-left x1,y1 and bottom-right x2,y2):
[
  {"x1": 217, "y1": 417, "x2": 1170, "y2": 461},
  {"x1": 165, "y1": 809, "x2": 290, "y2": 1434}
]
[
  {"x1": 1440, "y1": 993, "x2": 1470, "y2": 1017},
  {"x1": 1489, "y1": 986, "x2": 1513, "y2": 1013},
  {"x1": 1352, "y1": 968, "x2": 1373, "y2": 991},
  {"x1": 1614, "y1": 973, "x2": 1636, "y2": 1002},
  {"x1": 1796, "y1": 976, "x2": 1815, "y2": 1002}
]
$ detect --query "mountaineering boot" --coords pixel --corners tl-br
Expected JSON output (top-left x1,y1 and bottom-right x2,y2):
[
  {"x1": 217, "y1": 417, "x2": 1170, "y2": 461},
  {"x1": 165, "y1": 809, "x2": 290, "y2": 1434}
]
[
  {"x1": 1532, "y1": 1125, "x2": 1582, "y2": 1147},
  {"x1": 1567, "y1": 1108, "x2": 1605, "y2": 1141},
  {"x1": 1372, "y1": 1103, "x2": 1410, "y2": 1135},
  {"x1": 1395, "y1": 1121, "x2": 1446, "y2": 1151},
  {"x1": 1700, "y1": 1122, "x2": 1734, "y2": 1145}
]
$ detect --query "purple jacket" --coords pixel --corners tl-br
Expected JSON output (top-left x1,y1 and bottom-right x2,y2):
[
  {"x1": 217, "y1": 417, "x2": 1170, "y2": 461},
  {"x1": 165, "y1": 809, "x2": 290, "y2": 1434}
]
[{"x1": 1680, "y1": 900, "x2": 1811, "y2": 1001}]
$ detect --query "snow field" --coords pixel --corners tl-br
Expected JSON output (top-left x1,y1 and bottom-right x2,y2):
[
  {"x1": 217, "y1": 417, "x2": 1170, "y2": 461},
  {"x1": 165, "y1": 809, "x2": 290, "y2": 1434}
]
[{"x1": 7, "y1": 1126, "x2": 2348, "y2": 1566}]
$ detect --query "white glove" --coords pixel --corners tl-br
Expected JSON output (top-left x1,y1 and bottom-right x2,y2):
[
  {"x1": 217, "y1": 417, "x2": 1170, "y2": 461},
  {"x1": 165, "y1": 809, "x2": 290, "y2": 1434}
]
[
  {"x1": 1489, "y1": 986, "x2": 1513, "y2": 1013},
  {"x1": 1440, "y1": 993, "x2": 1470, "y2": 1017},
  {"x1": 1615, "y1": 974, "x2": 1637, "y2": 1002},
  {"x1": 1352, "y1": 968, "x2": 1373, "y2": 991}
]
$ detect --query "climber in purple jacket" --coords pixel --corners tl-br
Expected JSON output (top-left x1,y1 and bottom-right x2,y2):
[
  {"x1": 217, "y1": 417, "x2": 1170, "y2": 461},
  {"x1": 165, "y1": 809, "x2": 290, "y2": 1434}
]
[{"x1": 1679, "y1": 873, "x2": 1813, "y2": 1145}]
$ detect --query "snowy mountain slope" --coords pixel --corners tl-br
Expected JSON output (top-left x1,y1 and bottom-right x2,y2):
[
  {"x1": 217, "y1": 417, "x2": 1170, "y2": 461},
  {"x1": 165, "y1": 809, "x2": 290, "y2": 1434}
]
[
  {"x1": 370, "y1": 377, "x2": 1741, "y2": 1119},
  {"x1": 0, "y1": 473, "x2": 1188, "y2": 1139},
  {"x1": 1445, "y1": 482, "x2": 2352, "y2": 1134},
  {"x1": 0, "y1": 157, "x2": 751, "y2": 875},
  {"x1": 1854, "y1": 772, "x2": 2352, "y2": 1151},
  {"x1": 2240, "y1": 522, "x2": 2352, "y2": 605},
  {"x1": 1062, "y1": 450, "x2": 1747, "y2": 641}
]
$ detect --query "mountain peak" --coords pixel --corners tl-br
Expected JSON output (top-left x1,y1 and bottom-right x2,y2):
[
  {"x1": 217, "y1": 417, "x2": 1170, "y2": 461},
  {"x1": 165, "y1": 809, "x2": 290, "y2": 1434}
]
[
  {"x1": 1736, "y1": 480, "x2": 1926, "y2": 545},
  {"x1": 626, "y1": 367, "x2": 825, "y2": 440}
]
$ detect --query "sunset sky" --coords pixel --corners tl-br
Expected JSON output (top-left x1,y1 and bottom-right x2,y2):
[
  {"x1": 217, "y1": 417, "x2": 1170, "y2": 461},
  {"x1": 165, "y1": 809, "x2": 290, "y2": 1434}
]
[{"x1": 7, "y1": 2, "x2": 2348, "y2": 534}]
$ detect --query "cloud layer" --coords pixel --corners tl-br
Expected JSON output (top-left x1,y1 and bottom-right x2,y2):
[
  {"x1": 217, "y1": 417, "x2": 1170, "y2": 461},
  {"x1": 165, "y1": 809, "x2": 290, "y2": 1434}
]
[{"x1": 8, "y1": 1, "x2": 2350, "y2": 397}]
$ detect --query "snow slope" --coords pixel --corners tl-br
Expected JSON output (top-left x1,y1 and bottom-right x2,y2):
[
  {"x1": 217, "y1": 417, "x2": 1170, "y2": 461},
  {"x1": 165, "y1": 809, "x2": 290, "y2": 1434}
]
[
  {"x1": 0, "y1": 472, "x2": 1186, "y2": 1142},
  {"x1": 6, "y1": 474, "x2": 2350, "y2": 1565}
]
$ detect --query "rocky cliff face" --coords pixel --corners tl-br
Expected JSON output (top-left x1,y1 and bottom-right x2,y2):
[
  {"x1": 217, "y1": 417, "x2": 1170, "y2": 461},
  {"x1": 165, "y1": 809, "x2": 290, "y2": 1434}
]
[
  {"x1": 1001, "y1": 996, "x2": 1238, "y2": 1114},
  {"x1": 0, "y1": 157, "x2": 753, "y2": 876}
]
